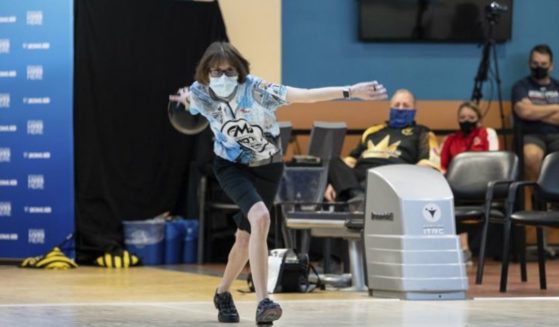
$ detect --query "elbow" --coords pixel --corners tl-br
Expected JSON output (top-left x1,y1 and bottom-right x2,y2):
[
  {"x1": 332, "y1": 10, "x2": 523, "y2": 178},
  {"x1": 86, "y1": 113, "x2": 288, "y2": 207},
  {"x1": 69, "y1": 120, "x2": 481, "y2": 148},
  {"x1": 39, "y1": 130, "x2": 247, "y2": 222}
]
[{"x1": 514, "y1": 105, "x2": 535, "y2": 121}]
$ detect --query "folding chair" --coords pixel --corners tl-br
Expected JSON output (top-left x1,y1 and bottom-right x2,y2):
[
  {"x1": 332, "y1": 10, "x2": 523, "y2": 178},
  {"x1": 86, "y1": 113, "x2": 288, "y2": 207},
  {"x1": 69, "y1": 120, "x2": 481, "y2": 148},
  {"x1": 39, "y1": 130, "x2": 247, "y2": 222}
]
[
  {"x1": 500, "y1": 152, "x2": 559, "y2": 292},
  {"x1": 445, "y1": 151, "x2": 519, "y2": 284}
]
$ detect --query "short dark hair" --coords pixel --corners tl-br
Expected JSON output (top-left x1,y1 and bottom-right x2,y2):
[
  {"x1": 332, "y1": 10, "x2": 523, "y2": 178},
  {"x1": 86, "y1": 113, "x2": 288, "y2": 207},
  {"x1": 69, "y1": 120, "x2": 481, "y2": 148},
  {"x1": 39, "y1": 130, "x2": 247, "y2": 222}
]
[
  {"x1": 194, "y1": 41, "x2": 250, "y2": 85},
  {"x1": 530, "y1": 44, "x2": 553, "y2": 63},
  {"x1": 458, "y1": 101, "x2": 482, "y2": 120}
]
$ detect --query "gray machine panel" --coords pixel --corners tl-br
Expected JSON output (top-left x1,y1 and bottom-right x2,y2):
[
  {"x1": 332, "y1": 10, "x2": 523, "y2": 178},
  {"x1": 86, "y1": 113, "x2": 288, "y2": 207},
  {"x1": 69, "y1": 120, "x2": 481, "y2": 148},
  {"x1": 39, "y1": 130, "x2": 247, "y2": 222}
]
[{"x1": 364, "y1": 165, "x2": 468, "y2": 300}]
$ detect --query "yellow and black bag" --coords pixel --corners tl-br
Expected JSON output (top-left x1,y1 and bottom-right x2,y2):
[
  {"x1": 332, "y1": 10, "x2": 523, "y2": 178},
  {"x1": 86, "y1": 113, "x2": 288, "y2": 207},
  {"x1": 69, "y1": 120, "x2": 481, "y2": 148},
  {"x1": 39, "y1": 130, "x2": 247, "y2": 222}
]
[
  {"x1": 20, "y1": 247, "x2": 78, "y2": 270},
  {"x1": 95, "y1": 249, "x2": 140, "y2": 268}
]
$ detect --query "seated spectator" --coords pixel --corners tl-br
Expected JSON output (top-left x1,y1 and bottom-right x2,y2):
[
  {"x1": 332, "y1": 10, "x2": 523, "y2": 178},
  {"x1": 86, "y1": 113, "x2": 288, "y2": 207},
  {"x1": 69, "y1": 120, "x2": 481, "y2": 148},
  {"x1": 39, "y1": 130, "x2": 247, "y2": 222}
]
[
  {"x1": 440, "y1": 101, "x2": 499, "y2": 174},
  {"x1": 512, "y1": 44, "x2": 559, "y2": 254},
  {"x1": 439, "y1": 101, "x2": 499, "y2": 264},
  {"x1": 324, "y1": 89, "x2": 440, "y2": 207},
  {"x1": 512, "y1": 44, "x2": 559, "y2": 181}
]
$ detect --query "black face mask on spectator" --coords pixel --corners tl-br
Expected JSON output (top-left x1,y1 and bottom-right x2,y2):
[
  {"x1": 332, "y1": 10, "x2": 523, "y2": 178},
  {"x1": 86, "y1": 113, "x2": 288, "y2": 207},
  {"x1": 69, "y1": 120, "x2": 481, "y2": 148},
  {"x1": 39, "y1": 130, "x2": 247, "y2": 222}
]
[
  {"x1": 459, "y1": 121, "x2": 477, "y2": 136},
  {"x1": 531, "y1": 66, "x2": 549, "y2": 80}
]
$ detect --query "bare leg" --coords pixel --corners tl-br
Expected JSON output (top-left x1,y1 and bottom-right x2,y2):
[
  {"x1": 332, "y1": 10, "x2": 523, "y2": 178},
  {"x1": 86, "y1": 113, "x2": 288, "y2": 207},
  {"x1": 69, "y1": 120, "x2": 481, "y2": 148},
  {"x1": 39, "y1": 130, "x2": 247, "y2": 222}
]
[
  {"x1": 524, "y1": 144, "x2": 545, "y2": 181},
  {"x1": 459, "y1": 233, "x2": 470, "y2": 251},
  {"x1": 524, "y1": 144, "x2": 545, "y2": 210},
  {"x1": 217, "y1": 229, "x2": 250, "y2": 293},
  {"x1": 459, "y1": 232, "x2": 472, "y2": 264},
  {"x1": 523, "y1": 144, "x2": 555, "y2": 256},
  {"x1": 246, "y1": 201, "x2": 271, "y2": 301}
]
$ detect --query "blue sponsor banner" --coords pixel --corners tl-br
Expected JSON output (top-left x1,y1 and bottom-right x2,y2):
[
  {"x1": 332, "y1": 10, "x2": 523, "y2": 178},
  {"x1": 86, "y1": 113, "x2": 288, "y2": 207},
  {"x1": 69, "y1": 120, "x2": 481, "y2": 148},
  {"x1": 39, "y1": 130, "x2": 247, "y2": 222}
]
[{"x1": 0, "y1": 1, "x2": 74, "y2": 258}]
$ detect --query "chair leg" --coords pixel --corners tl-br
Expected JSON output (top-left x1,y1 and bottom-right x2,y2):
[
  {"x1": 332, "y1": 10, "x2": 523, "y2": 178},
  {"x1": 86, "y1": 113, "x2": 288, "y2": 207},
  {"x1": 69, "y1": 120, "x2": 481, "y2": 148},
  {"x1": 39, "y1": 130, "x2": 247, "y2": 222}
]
[
  {"x1": 476, "y1": 218, "x2": 491, "y2": 284},
  {"x1": 301, "y1": 230, "x2": 311, "y2": 254},
  {"x1": 197, "y1": 176, "x2": 208, "y2": 264},
  {"x1": 323, "y1": 239, "x2": 332, "y2": 274},
  {"x1": 272, "y1": 205, "x2": 281, "y2": 248},
  {"x1": 518, "y1": 227, "x2": 527, "y2": 282},
  {"x1": 278, "y1": 207, "x2": 294, "y2": 249},
  {"x1": 500, "y1": 219, "x2": 513, "y2": 292},
  {"x1": 536, "y1": 227, "x2": 547, "y2": 290}
]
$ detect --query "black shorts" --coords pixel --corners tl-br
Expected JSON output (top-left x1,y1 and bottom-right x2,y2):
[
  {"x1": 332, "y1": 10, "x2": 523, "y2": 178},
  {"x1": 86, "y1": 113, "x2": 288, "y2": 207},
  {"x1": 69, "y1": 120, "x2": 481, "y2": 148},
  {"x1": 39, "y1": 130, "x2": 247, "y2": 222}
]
[
  {"x1": 524, "y1": 134, "x2": 559, "y2": 154},
  {"x1": 213, "y1": 157, "x2": 284, "y2": 233}
]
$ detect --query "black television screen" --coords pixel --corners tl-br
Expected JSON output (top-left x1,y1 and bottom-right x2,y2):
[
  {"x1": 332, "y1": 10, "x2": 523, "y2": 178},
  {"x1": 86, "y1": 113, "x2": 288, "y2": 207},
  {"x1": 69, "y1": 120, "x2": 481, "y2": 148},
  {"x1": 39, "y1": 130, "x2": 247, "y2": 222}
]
[{"x1": 359, "y1": 0, "x2": 513, "y2": 43}]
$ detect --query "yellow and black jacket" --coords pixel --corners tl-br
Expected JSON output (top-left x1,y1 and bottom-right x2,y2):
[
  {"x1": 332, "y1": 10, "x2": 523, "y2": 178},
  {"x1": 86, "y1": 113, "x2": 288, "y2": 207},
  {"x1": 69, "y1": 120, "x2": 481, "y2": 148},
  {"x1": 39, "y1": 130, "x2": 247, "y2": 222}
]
[{"x1": 344, "y1": 123, "x2": 440, "y2": 180}]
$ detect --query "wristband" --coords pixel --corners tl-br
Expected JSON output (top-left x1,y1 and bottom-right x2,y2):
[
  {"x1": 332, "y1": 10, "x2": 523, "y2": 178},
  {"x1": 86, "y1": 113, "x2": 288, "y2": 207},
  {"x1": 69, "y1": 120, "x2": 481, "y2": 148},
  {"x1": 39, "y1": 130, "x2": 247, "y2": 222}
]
[{"x1": 342, "y1": 87, "x2": 351, "y2": 99}]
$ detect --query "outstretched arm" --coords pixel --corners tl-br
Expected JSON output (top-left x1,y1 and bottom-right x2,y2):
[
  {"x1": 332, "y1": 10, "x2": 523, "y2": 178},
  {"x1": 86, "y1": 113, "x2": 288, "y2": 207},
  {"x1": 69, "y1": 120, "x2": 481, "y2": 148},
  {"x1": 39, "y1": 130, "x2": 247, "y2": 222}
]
[
  {"x1": 169, "y1": 81, "x2": 388, "y2": 107},
  {"x1": 286, "y1": 81, "x2": 387, "y2": 104}
]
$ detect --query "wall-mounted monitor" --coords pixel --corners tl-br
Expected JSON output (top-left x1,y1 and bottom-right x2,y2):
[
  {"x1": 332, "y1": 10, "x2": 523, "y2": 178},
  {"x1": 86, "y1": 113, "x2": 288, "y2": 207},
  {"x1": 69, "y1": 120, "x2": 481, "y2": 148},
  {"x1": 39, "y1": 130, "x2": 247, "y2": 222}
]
[{"x1": 359, "y1": 0, "x2": 513, "y2": 43}]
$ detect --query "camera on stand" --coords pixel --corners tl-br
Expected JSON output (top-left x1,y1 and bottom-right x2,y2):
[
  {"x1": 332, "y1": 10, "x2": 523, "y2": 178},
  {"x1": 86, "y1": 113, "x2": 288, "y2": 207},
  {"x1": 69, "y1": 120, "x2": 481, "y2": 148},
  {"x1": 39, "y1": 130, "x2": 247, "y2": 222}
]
[
  {"x1": 470, "y1": 1, "x2": 510, "y2": 148},
  {"x1": 485, "y1": 1, "x2": 509, "y2": 24}
]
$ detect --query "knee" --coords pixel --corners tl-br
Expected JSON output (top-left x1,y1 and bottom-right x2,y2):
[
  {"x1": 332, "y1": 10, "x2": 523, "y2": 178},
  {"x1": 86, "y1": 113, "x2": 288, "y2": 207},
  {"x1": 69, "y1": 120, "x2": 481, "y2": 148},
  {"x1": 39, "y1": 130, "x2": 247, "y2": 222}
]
[
  {"x1": 235, "y1": 230, "x2": 250, "y2": 251},
  {"x1": 247, "y1": 204, "x2": 270, "y2": 236},
  {"x1": 523, "y1": 146, "x2": 544, "y2": 170}
]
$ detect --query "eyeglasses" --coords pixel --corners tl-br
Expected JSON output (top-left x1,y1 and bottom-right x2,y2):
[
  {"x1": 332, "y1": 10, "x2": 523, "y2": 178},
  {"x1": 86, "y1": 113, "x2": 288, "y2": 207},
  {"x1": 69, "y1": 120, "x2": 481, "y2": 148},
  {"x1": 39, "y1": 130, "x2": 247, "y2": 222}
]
[{"x1": 209, "y1": 68, "x2": 238, "y2": 78}]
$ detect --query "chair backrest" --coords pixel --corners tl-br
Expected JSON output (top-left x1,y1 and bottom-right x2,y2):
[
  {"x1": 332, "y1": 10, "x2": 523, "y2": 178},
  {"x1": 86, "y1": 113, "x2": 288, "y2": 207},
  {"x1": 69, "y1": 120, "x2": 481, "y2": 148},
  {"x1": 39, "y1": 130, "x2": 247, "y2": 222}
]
[
  {"x1": 536, "y1": 152, "x2": 559, "y2": 201},
  {"x1": 278, "y1": 121, "x2": 292, "y2": 154},
  {"x1": 308, "y1": 121, "x2": 346, "y2": 160},
  {"x1": 445, "y1": 151, "x2": 519, "y2": 201},
  {"x1": 276, "y1": 166, "x2": 328, "y2": 206}
]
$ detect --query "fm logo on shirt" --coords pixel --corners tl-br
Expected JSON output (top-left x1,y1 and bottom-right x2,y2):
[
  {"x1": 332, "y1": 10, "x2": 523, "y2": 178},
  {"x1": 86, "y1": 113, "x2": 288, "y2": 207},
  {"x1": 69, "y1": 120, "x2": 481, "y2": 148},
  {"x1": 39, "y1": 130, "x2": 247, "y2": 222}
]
[{"x1": 221, "y1": 119, "x2": 277, "y2": 160}]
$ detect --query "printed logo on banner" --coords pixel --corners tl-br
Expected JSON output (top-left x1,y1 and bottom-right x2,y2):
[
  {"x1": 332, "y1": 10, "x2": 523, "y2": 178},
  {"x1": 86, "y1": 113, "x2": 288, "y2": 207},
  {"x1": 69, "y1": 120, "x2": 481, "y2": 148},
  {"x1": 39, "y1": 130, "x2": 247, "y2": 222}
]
[
  {"x1": 0, "y1": 233, "x2": 18, "y2": 241},
  {"x1": 0, "y1": 39, "x2": 9, "y2": 54},
  {"x1": 27, "y1": 65, "x2": 43, "y2": 80},
  {"x1": 23, "y1": 151, "x2": 51, "y2": 159},
  {"x1": 28, "y1": 229, "x2": 45, "y2": 244},
  {"x1": 0, "y1": 202, "x2": 12, "y2": 216},
  {"x1": 22, "y1": 42, "x2": 50, "y2": 50},
  {"x1": 26, "y1": 11, "x2": 43, "y2": 26},
  {"x1": 0, "y1": 16, "x2": 17, "y2": 24},
  {"x1": 0, "y1": 70, "x2": 16, "y2": 78},
  {"x1": 0, "y1": 94, "x2": 9, "y2": 108},
  {"x1": 0, "y1": 125, "x2": 17, "y2": 133},
  {"x1": 3, "y1": 2, "x2": 73, "y2": 259},
  {"x1": 23, "y1": 97, "x2": 50, "y2": 105},
  {"x1": 0, "y1": 179, "x2": 18, "y2": 187},
  {"x1": 0, "y1": 148, "x2": 11, "y2": 162},
  {"x1": 28, "y1": 175, "x2": 45, "y2": 190},
  {"x1": 27, "y1": 120, "x2": 44, "y2": 135},
  {"x1": 24, "y1": 206, "x2": 52, "y2": 214}
]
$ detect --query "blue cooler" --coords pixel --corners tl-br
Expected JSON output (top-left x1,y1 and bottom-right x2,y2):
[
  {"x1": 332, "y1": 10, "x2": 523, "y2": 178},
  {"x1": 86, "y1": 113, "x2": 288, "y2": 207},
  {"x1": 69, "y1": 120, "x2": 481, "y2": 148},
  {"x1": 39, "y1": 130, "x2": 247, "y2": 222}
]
[
  {"x1": 164, "y1": 218, "x2": 186, "y2": 264},
  {"x1": 123, "y1": 218, "x2": 165, "y2": 265},
  {"x1": 182, "y1": 220, "x2": 199, "y2": 263}
]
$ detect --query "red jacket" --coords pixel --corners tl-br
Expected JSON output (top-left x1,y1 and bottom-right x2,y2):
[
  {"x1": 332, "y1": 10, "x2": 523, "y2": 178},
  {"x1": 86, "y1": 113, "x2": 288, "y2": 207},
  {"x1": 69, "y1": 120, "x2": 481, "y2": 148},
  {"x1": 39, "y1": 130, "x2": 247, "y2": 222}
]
[{"x1": 440, "y1": 127, "x2": 499, "y2": 172}]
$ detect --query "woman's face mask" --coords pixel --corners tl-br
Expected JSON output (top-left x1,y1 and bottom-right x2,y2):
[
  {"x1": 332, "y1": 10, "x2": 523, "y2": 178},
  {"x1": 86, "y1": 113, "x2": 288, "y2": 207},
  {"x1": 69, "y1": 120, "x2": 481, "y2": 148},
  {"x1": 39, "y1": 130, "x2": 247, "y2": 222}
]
[
  {"x1": 209, "y1": 75, "x2": 238, "y2": 98},
  {"x1": 459, "y1": 121, "x2": 478, "y2": 135},
  {"x1": 458, "y1": 106, "x2": 480, "y2": 136},
  {"x1": 388, "y1": 108, "x2": 416, "y2": 128}
]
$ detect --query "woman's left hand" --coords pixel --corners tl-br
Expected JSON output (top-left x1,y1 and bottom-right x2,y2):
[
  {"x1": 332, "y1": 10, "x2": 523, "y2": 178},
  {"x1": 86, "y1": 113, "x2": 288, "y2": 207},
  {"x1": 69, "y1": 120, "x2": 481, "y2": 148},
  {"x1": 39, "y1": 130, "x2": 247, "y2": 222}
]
[{"x1": 349, "y1": 81, "x2": 388, "y2": 100}]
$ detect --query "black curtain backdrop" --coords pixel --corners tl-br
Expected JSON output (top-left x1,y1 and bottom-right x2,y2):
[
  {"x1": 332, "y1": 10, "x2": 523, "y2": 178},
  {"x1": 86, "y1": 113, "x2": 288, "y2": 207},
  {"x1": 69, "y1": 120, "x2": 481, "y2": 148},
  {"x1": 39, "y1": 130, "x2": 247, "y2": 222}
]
[{"x1": 74, "y1": 0, "x2": 227, "y2": 262}]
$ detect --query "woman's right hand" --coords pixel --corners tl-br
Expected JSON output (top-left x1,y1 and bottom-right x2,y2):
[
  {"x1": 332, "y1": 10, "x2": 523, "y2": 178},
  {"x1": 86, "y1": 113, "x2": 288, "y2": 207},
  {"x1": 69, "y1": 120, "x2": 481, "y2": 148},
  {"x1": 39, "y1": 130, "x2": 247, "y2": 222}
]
[
  {"x1": 324, "y1": 184, "x2": 337, "y2": 203},
  {"x1": 169, "y1": 87, "x2": 190, "y2": 108}
]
